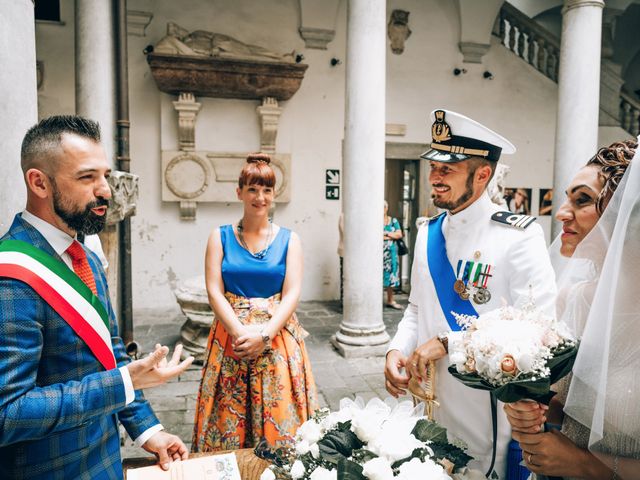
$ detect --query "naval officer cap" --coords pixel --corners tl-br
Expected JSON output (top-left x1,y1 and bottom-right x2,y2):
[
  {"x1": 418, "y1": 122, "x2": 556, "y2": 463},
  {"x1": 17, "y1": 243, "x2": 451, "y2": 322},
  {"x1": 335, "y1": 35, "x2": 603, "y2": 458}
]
[{"x1": 420, "y1": 109, "x2": 516, "y2": 163}]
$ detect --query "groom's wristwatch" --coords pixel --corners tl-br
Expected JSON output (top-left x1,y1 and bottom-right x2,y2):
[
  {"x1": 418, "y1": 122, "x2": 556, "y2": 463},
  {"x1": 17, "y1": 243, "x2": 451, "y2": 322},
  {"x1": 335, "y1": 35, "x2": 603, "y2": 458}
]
[
  {"x1": 436, "y1": 332, "x2": 449, "y2": 354},
  {"x1": 260, "y1": 329, "x2": 271, "y2": 346}
]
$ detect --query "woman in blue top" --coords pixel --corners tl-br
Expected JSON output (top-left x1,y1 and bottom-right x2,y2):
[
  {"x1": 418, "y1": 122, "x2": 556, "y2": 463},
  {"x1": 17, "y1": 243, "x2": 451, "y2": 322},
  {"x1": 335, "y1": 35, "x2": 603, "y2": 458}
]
[{"x1": 192, "y1": 153, "x2": 318, "y2": 452}]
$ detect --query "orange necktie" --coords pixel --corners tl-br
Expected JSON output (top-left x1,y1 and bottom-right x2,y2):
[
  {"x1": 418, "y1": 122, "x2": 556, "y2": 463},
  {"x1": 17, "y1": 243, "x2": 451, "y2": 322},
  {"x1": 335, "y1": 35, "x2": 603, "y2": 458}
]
[{"x1": 66, "y1": 240, "x2": 98, "y2": 296}]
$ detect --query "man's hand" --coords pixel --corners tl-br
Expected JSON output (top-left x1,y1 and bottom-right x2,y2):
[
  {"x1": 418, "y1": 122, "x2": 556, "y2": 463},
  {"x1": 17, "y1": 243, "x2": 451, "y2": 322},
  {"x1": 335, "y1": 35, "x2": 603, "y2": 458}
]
[
  {"x1": 142, "y1": 430, "x2": 189, "y2": 470},
  {"x1": 504, "y1": 400, "x2": 548, "y2": 433},
  {"x1": 406, "y1": 337, "x2": 446, "y2": 381},
  {"x1": 127, "y1": 344, "x2": 194, "y2": 390},
  {"x1": 384, "y1": 350, "x2": 410, "y2": 397}
]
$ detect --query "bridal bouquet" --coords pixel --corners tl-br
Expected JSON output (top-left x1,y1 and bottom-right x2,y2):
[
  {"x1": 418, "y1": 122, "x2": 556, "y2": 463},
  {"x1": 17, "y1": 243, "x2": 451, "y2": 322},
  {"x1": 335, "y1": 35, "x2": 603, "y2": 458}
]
[
  {"x1": 447, "y1": 300, "x2": 578, "y2": 403},
  {"x1": 258, "y1": 397, "x2": 486, "y2": 480}
]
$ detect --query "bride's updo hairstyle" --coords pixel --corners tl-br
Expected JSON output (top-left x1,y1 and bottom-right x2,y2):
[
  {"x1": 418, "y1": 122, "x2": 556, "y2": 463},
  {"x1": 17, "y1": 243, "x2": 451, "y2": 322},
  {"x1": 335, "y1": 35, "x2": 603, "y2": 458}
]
[
  {"x1": 586, "y1": 139, "x2": 637, "y2": 215},
  {"x1": 238, "y1": 152, "x2": 276, "y2": 189}
]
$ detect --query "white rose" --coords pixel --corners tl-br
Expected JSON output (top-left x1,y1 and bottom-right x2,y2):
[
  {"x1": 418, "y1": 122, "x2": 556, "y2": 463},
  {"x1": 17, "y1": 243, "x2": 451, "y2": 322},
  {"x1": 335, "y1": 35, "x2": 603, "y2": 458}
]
[
  {"x1": 368, "y1": 432, "x2": 423, "y2": 462},
  {"x1": 295, "y1": 439, "x2": 310, "y2": 455},
  {"x1": 290, "y1": 460, "x2": 306, "y2": 479},
  {"x1": 260, "y1": 467, "x2": 276, "y2": 480},
  {"x1": 515, "y1": 351, "x2": 534, "y2": 373},
  {"x1": 362, "y1": 457, "x2": 394, "y2": 480},
  {"x1": 297, "y1": 419, "x2": 323, "y2": 444},
  {"x1": 321, "y1": 408, "x2": 353, "y2": 431},
  {"x1": 309, "y1": 466, "x2": 337, "y2": 480},
  {"x1": 310, "y1": 442, "x2": 320, "y2": 458},
  {"x1": 396, "y1": 457, "x2": 451, "y2": 480},
  {"x1": 449, "y1": 351, "x2": 466, "y2": 365}
]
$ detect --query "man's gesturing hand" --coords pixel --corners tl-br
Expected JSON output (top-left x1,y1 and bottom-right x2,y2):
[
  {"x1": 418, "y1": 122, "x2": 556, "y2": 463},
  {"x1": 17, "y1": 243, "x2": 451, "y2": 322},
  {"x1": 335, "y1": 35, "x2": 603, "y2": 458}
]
[{"x1": 127, "y1": 344, "x2": 194, "y2": 390}]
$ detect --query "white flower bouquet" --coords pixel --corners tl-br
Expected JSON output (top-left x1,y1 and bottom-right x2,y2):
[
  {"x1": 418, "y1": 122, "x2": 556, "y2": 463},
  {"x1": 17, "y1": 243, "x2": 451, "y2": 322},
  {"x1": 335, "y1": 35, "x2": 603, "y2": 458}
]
[
  {"x1": 447, "y1": 301, "x2": 578, "y2": 403},
  {"x1": 257, "y1": 397, "x2": 487, "y2": 480}
]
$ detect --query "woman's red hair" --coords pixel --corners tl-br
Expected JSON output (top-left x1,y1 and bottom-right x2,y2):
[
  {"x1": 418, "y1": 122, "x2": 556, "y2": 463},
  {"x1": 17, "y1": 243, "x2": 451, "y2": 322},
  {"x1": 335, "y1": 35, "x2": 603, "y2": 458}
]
[{"x1": 238, "y1": 152, "x2": 276, "y2": 188}]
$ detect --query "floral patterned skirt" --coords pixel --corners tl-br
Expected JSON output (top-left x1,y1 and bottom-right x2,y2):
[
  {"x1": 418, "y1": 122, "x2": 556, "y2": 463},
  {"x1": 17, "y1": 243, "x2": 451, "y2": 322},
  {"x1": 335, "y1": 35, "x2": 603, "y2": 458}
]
[{"x1": 191, "y1": 292, "x2": 318, "y2": 453}]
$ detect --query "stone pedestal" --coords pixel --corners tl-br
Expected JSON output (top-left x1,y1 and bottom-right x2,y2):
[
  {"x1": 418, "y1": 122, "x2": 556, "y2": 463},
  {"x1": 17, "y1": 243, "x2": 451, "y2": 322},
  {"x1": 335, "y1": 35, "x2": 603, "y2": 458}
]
[
  {"x1": 334, "y1": 0, "x2": 390, "y2": 357},
  {"x1": 552, "y1": 0, "x2": 604, "y2": 237},
  {"x1": 0, "y1": 0, "x2": 36, "y2": 230},
  {"x1": 175, "y1": 275, "x2": 213, "y2": 363}
]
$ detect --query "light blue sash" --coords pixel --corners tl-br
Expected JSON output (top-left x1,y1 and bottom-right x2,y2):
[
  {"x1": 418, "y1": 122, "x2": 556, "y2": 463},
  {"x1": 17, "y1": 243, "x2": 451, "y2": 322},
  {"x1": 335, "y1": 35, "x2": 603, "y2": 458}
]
[{"x1": 427, "y1": 213, "x2": 478, "y2": 331}]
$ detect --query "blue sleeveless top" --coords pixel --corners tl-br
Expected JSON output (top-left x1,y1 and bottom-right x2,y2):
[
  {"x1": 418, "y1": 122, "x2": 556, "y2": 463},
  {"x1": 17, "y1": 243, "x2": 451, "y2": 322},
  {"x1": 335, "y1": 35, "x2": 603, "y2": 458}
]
[{"x1": 220, "y1": 224, "x2": 290, "y2": 298}]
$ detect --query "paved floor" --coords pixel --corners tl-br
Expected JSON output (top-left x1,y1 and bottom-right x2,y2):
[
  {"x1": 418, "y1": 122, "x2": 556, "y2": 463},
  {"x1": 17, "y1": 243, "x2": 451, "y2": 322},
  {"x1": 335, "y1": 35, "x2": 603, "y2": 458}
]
[{"x1": 121, "y1": 295, "x2": 409, "y2": 458}]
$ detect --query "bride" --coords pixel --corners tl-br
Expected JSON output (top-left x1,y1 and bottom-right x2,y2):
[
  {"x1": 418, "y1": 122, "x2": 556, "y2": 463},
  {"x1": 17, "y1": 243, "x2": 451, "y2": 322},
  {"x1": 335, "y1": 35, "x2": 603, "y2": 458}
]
[{"x1": 504, "y1": 139, "x2": 639, "y2": 479}]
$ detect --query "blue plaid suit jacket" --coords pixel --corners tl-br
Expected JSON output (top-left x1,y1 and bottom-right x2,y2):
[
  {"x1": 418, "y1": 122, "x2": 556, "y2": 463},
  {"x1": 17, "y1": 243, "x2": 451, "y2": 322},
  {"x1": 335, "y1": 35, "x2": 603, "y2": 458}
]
[{"x1": 0, "y1": 214, "x2": 160, "y2": 480}]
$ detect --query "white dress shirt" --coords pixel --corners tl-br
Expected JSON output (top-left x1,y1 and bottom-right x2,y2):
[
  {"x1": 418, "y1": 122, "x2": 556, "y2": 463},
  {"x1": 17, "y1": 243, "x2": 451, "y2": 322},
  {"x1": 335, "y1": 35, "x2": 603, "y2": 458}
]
[
  {"x1": 21, "y1": 210, "x2": 163, "y2": 446},
  {"x1": 388, "y1": 192, "x2": 557, "y2": 477}
]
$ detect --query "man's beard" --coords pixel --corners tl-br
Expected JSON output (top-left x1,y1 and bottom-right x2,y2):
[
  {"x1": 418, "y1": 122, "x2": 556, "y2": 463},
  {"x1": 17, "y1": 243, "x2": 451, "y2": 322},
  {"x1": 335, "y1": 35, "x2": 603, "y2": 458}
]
[
  {"x1": 52, "y1": 184, "x2": 108, "y2": 235},
  {"x1": 432, "y1": 171, "x2": 475, "y2": 211}
]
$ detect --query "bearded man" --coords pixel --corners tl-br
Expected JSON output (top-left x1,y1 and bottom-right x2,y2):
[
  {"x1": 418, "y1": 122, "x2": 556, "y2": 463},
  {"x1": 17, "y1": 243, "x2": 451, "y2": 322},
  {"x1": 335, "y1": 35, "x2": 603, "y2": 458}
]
[
  {"x1": 384, "y1": 109, "x2": 556, "y2": 478},
  {"x1": 0, "y1": 116, "x2": 193, "y2": 479}
]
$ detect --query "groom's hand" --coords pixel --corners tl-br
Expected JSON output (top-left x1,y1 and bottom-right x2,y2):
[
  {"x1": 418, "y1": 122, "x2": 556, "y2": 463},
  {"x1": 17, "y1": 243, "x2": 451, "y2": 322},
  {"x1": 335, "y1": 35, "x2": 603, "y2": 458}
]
[
  {"x1": 127, "y1": 344, "x2": 194, "y2": 390},
  {"x1": 384, "y1": 350, "x2": 409, "y2": 397},
  {"x1": 406, "y1": 337, "x2": 446, "y2": 381}
]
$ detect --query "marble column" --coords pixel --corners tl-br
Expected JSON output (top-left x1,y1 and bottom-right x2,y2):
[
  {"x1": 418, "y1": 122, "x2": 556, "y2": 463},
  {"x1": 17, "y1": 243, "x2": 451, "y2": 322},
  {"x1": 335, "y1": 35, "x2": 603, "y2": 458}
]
[
  {"x1": 552, "y1": 0, "x2": 604, "y2": 237},
  {"x1": 0, "y1": 0, "x2": 37, "y2": 232},
  {"x1": 75, "y1": 0, "x2": 119, "y2": 306},
  {"x1": 332, "y1": 0, "x2": 389, "y2": 357}
]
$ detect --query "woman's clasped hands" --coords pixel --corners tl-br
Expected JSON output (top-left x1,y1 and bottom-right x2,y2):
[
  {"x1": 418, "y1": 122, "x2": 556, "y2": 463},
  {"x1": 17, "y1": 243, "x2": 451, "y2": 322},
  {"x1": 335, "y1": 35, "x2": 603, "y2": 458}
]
[{"x1": 232, "y1": 324, "x2": 270, "y2": 360}]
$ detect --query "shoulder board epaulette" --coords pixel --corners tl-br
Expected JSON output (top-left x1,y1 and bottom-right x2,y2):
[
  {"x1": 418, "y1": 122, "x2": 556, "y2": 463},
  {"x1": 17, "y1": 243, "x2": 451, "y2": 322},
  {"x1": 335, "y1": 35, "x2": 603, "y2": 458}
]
[
  {"x1": 428, "y1": 212, "x2": 446, "y2": 224},
  {"x1": 491, "y1": 211, "x2": 537, "y2": 229}
]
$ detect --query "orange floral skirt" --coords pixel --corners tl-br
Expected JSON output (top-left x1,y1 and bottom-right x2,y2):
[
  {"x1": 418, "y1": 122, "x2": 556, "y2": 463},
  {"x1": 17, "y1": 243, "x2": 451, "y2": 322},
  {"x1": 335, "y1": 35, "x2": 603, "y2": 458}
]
[{"x1": 191, "y1": 292, "x2": 318, "y2": 453}]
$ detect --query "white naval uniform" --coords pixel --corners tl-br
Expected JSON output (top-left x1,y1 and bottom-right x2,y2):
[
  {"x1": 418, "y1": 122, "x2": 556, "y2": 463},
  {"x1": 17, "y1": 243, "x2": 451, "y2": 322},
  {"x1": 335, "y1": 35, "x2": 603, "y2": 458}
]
[{"x1": 388, "y1": 192, "x2": 557, "y2": 478}]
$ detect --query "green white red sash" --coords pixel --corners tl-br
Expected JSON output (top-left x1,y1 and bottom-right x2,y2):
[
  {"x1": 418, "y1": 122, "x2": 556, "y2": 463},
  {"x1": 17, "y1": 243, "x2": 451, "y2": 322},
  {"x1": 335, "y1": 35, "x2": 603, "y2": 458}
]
[{"x1": 0, "y1": 239, "x2": 116, "y2": 370}]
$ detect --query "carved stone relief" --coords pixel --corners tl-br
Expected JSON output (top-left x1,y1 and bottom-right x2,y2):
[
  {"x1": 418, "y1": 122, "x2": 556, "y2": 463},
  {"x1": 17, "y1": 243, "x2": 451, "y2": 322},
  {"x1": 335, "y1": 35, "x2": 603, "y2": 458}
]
[
  {"x1": 387, "y1": 10, "x2": 412, "y2": 55},
  {"x1": 172, "y1": 92, "x2": 201, "y2": 150},
  {"x1": 256, "y1": 97, "x2": 282, "y2": 153},
  {"x1": 107, "y1": 171, "x2": 139, "y2": 225}
]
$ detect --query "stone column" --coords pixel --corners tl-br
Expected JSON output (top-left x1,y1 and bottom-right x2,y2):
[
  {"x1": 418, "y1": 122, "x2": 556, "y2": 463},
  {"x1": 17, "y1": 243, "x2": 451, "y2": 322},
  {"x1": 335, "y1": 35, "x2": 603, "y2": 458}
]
[
  {"x1": 332, "y1": 0, "x2": 389, "y2": 357},
  {"x1": 0, "y1": 0, "x2": 37, "y2": 231},
  {"x1": 75, "y1": 0, "x2": 119, "y2": 304},
  {"x1": 552, "y1": 0, "x2": 604, "y2": 237}
]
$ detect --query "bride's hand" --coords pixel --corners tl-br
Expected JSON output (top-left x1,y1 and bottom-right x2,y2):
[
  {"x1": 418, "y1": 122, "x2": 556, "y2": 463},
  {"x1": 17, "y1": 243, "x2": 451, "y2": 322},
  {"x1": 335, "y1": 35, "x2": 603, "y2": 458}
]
[{"x1": 504, "y1": 400, "x2": 548, "y2": 433}]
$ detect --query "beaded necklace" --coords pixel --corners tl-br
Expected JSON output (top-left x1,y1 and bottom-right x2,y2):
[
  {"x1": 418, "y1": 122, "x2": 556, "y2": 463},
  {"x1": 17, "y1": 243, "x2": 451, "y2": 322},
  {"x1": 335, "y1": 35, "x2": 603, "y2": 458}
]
[{"x1": 237, "y1": 219, "x2": 273, "y2": 259}]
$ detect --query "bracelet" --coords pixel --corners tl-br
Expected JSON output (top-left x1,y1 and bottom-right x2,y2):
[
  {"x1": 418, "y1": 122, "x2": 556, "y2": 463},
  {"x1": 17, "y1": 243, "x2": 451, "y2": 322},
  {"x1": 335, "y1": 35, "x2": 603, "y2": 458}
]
[{"x1": 612, "y1": 455, "x2": 619, "y2": 480}]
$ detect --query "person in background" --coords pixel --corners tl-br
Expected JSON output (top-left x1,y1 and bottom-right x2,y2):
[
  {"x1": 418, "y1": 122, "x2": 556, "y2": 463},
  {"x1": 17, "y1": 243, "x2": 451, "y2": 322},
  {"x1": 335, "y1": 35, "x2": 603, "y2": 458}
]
[
  {"x1": 192, "y1": 153, "x2": 318, "y2": 453},
  {"x1": 383, "y1": 200, "x2": 403, "y2": 310},
  {"x1": 508, "y1": 188, "x2": 530, "y2": 214},
  {"x1": 504, "y1": 140, "x2": 639, "y2": 480},
  {"x1": 0, "y1": 115, "x2": 193, "y2": 480}
]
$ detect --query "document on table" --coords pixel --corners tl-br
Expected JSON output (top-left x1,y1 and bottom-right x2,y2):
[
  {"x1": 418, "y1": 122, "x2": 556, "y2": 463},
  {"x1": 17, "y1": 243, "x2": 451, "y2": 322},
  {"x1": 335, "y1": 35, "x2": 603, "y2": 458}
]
[{"x1": 126, "y1": 453, "x2": 241, "y2": 480}]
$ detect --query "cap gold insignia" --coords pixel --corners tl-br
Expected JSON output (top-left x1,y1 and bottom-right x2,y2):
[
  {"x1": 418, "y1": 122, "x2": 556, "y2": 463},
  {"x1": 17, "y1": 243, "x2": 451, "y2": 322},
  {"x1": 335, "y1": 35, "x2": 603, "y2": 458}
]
[{"x1": 432, "y1": 110, "x2": 452, "y2": 143}]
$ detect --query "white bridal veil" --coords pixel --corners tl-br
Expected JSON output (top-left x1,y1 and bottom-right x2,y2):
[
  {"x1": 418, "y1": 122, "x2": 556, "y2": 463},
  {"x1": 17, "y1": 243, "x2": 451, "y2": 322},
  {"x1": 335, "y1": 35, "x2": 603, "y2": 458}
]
[{"x1": 550, "y1": 137, "x2": 640, "y2": 479}]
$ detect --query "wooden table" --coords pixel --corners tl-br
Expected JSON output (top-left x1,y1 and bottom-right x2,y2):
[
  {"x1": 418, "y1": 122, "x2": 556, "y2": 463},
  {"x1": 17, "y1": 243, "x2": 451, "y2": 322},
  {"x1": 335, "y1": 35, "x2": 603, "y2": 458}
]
[{"x1": 123, "y1": 449, "x2": 270, "y2": 480}]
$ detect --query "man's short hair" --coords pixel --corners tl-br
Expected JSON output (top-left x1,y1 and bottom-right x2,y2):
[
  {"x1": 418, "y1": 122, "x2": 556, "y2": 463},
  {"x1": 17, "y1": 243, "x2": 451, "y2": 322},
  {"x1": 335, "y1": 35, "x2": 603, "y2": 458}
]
[
  {"x1": 20, "y1": 115, "x2": 101, "y2": 175},
  {"x1": 466, "y1": 156, "x2": 497, "y2": 183}
]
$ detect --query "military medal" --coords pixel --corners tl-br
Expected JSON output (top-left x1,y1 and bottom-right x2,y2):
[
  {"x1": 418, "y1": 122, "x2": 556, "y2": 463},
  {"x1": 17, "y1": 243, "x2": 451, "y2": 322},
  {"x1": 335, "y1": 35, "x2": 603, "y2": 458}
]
[
  {"x1": 472, "y1": 264, "x2": 493, "y2": 305},
  {"x1": 453, "y1": 279, "x2": 466, "y2": 294},
  {"x1": 473, "y1": 287, "x2": 491, "y2": 304}
]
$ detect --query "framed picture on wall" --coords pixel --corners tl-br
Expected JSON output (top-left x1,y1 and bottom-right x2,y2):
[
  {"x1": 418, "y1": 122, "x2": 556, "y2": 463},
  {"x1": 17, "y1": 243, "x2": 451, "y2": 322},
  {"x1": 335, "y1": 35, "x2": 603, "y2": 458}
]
[
  {"x1": 504, "y1": 187, "x2": 532, "y2": 215},
  {"x1": 539, "y1": 188, "x2": 553, "y2": 216}
]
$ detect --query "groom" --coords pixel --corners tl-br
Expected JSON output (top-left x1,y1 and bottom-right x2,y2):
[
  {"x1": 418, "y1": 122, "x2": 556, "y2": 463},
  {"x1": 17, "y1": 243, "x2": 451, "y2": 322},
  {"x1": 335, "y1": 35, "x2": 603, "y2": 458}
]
[
  {"x1": 384, "y1": 109, "x2": 557, "y2": 477},
  {"x1": 0, "y1": 116, "x2": 193, "y2": 479}
]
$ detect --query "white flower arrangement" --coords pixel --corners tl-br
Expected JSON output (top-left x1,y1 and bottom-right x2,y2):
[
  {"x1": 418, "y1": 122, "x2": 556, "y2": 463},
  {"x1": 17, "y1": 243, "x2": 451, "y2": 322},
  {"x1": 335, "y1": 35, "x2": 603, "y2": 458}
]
[
  {"x1": 259, "y1": 396, "x2": 486, "y2": 480},
  {"x1": 448, "y1": 302, "x2": 576, "y2": 388}
]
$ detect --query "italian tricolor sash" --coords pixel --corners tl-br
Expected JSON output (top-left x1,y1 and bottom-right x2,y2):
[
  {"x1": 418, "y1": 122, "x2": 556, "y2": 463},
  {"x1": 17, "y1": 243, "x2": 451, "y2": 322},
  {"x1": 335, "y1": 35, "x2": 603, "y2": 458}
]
[{"x1": 0, "y1": 239, "x2": 116, "y2": 370}]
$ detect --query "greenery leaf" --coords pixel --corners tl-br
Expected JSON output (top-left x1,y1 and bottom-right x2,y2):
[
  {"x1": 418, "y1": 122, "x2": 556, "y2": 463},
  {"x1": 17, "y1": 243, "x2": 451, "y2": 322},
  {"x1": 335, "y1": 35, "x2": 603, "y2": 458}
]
[
  {"x1": 430, "y1": 442, "x2": 473, "y2": 470},
  {"x1": 337, "y1": 458, "x2": 366, "y2": 480},
  {"x1": 411, "y1": 418, "x2": 449, "y2": 444},
  {"x1": 317, "y1": 429, "x2": 364, "y2": 465}
]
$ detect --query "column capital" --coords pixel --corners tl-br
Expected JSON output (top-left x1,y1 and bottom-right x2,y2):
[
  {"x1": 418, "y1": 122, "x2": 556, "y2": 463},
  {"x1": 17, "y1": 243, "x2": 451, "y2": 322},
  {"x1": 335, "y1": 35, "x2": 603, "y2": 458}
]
[{"x1": 562, "y1": 0, "x2": 604, "y2": 15}]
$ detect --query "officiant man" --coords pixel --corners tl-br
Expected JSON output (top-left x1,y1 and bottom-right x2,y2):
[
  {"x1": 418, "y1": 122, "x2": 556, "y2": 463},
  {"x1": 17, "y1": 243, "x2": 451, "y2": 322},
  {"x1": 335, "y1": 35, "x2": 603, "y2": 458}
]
[
  {"x1": 0, "y1": 116, "x2": 194, "y2": 479},
  {"x1": 384, "y1": 109, "x2": 557, "y2": 477}
]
